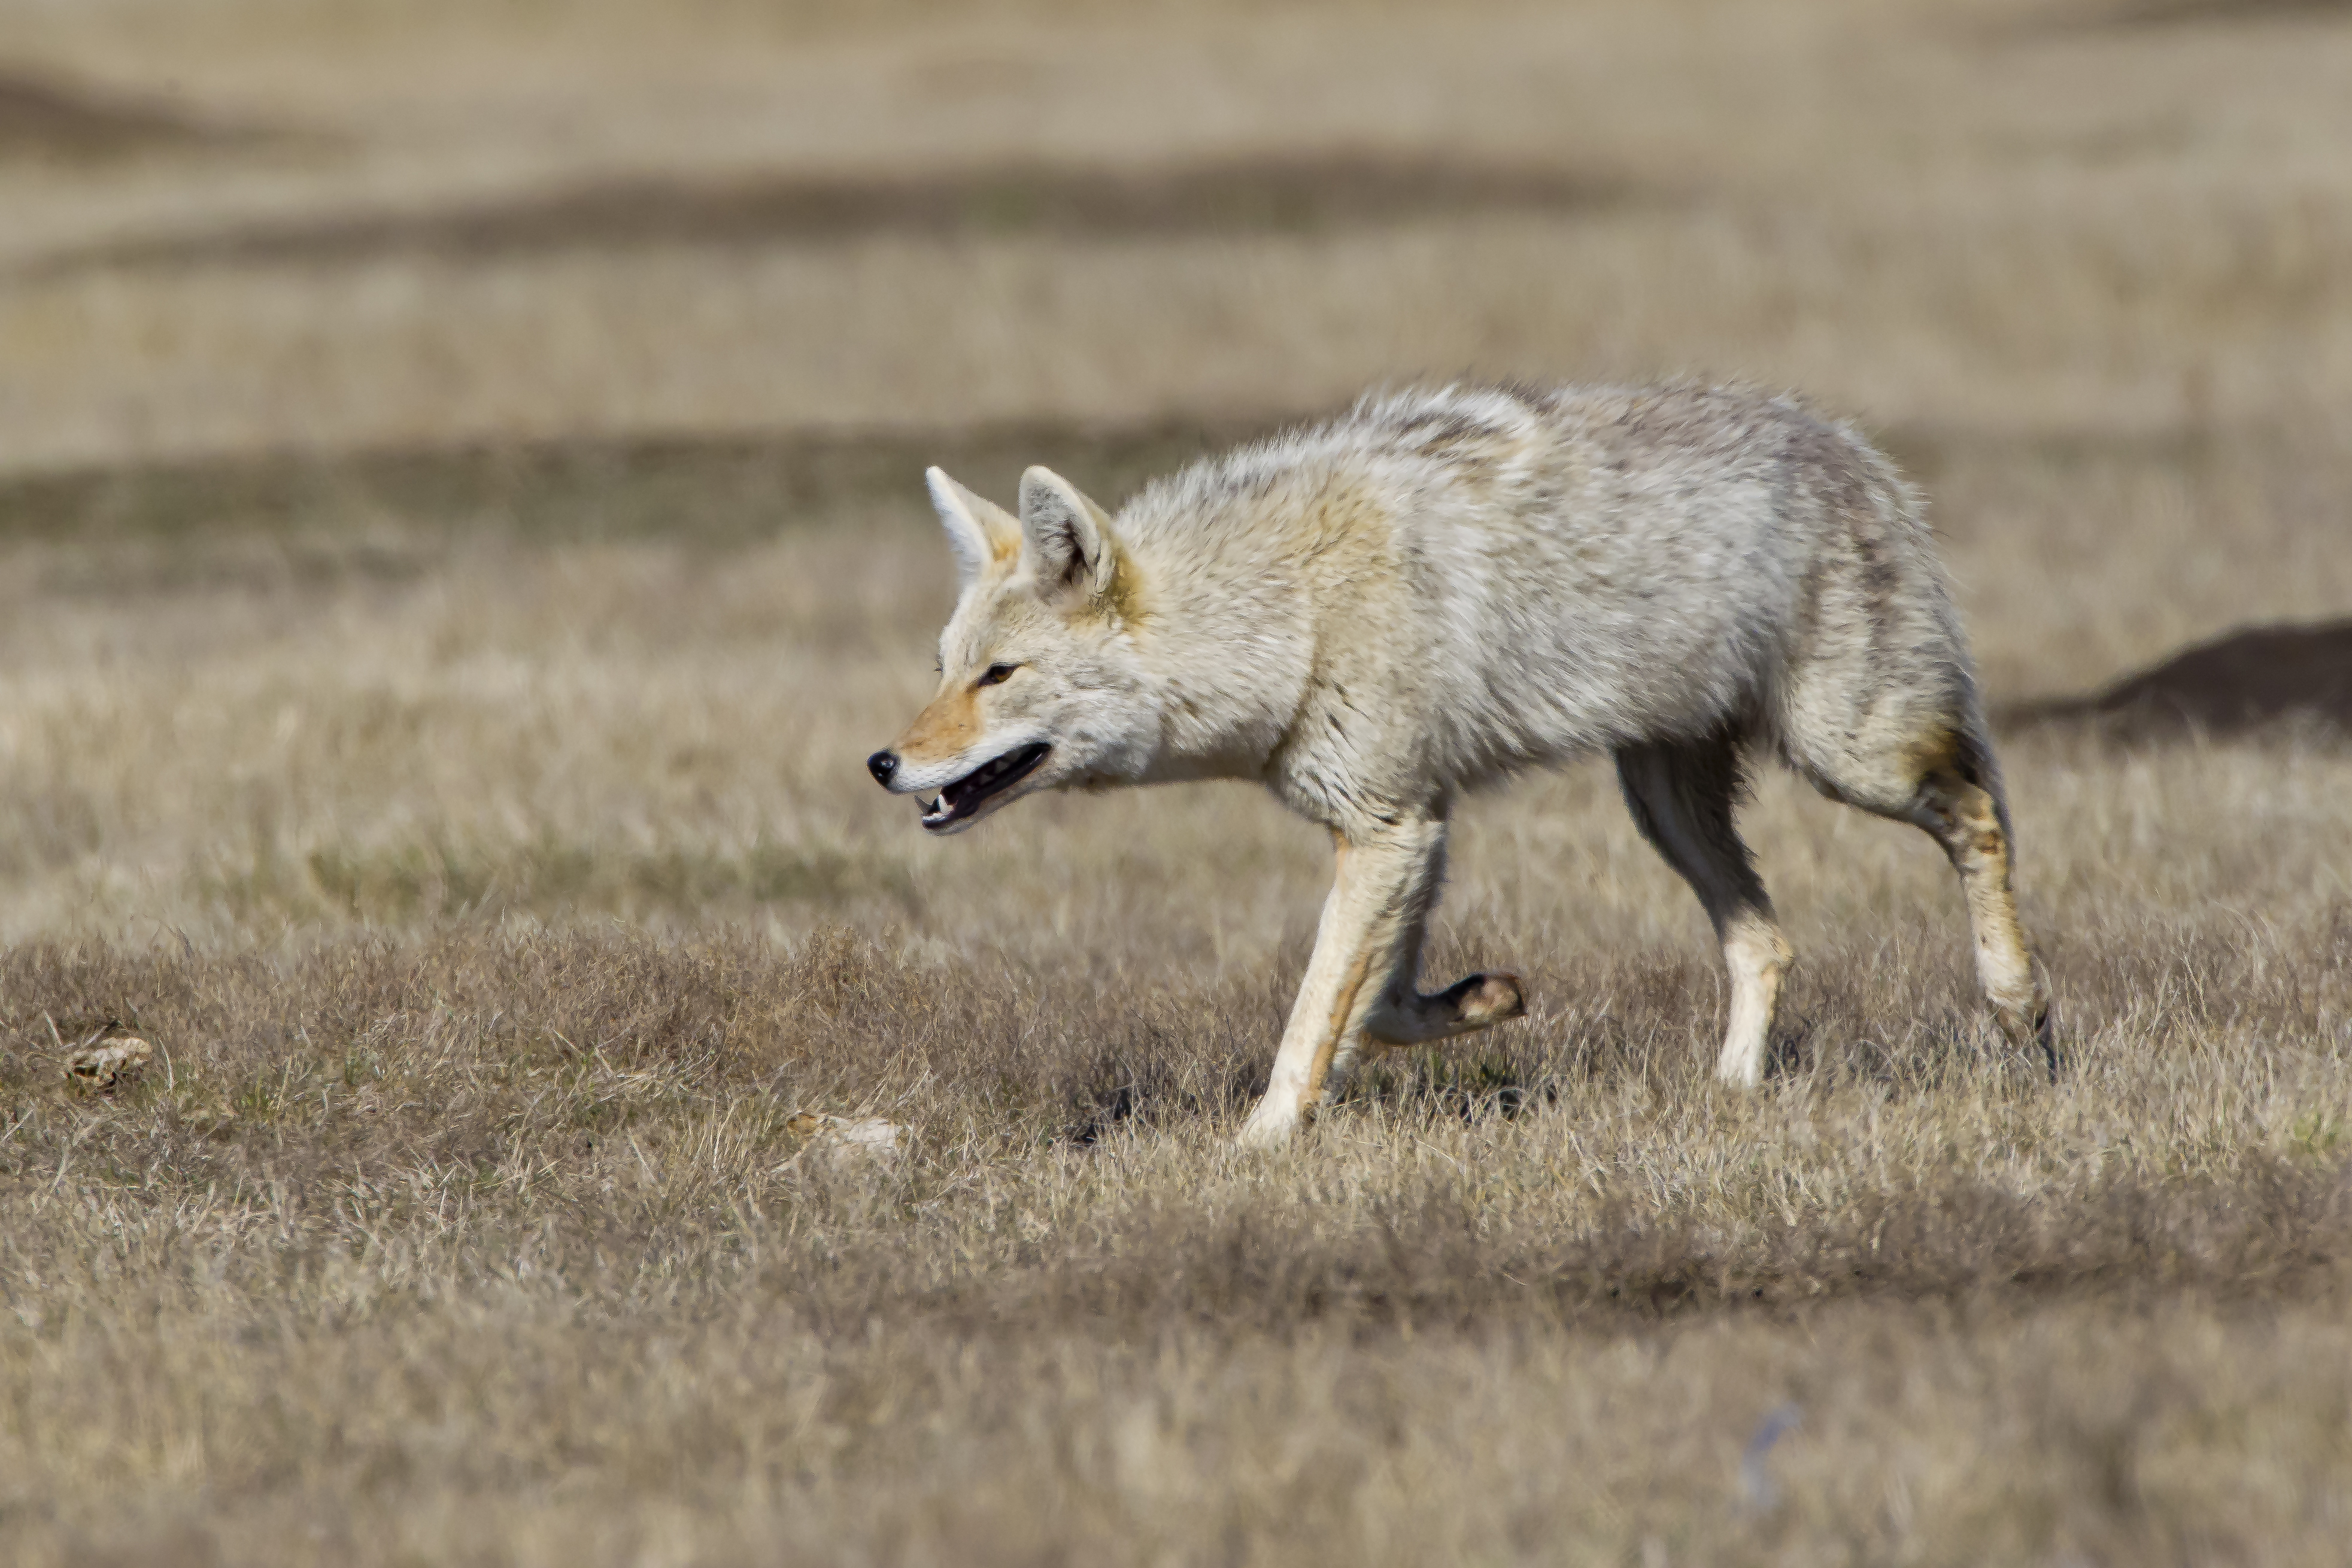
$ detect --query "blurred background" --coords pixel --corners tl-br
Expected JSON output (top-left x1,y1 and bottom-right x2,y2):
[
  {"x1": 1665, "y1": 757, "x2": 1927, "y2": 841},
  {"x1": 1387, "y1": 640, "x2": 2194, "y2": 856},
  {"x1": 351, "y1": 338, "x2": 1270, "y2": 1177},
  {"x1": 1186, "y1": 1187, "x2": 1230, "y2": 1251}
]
[
  {"x1": 8, "y1": 0, "x2": 2351, "y2": 460},
  {"x1": 0, "y1": 0, "x2": 2347, "y2": 947}
]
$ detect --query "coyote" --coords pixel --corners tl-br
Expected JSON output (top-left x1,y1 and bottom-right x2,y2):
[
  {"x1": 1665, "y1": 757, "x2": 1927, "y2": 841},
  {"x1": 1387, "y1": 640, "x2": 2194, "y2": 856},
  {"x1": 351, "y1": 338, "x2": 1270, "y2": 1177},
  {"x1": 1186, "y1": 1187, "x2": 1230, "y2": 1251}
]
[{"x1": 867, "y1": 384, "x2": 2052, "y2": 1146}]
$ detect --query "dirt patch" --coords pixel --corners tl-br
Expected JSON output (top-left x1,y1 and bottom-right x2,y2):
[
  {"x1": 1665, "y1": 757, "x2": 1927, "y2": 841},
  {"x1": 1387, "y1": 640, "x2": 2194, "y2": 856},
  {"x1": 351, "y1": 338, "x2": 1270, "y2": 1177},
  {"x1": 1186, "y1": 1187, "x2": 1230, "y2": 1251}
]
[
  {"x1": 2007, "y1": 620, "x2": 2352, "y2": 740},
  {"x1": 29, "y1": 151, "x2": 1640, "y2": 272},
  {"x1": 0, "y1": 65, "x2": 278, "y2": 160}
]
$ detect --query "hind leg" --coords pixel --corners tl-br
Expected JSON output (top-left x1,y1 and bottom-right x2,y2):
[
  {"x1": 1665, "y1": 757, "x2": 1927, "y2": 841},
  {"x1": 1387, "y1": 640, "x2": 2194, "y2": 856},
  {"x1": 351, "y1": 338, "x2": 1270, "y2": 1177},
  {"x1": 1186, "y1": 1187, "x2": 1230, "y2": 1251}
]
[
  {"x1": 1912, "y1": 765, "x2": 2055, "y2": 1076},
  {"x1": 1616, "y1": 735, "x2": 1792, "y2": 1089},
  {"x1": 1789, "y1": 722, "x2": 2055, "y2": 1077}
]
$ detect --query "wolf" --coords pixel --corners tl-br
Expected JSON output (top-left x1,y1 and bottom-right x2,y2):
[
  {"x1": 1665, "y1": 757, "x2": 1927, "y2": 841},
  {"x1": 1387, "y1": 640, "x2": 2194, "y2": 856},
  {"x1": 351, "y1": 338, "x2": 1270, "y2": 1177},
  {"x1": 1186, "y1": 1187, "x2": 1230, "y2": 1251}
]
[{"x1": 867, "y1": 383, "x2": 2053, "y2": 1147}]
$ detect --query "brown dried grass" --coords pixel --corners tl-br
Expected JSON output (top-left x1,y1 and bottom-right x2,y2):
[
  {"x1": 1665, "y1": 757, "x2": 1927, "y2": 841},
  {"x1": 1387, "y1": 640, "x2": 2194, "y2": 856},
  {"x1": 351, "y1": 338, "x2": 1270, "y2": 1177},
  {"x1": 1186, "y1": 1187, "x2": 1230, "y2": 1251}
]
[
  {"x1": 2, "y1": 0, "x2": 2351, "y2": 1562},
  {"x1": 1, "y1": 413, "x2": 2348, "y2": 1563}
]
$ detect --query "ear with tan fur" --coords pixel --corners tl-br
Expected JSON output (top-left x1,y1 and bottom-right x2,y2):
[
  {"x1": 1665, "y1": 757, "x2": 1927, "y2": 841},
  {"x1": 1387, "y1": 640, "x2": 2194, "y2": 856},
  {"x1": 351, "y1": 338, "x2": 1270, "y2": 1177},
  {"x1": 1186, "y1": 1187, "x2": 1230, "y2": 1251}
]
[
  {"x1": 925, "y1": 467, "x2": 1020, "y2": 588},
  {"x1": 1017, "y1": 466, "x2": 1118, "y2": 600}
]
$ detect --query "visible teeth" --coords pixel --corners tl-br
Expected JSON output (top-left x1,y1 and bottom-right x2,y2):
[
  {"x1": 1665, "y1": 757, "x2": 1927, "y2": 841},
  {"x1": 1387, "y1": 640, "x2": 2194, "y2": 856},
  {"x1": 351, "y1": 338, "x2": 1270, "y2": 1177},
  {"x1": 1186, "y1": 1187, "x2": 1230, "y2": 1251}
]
[{"x1": 917, "y1": 745, "x2": 1041, "y2": 829}]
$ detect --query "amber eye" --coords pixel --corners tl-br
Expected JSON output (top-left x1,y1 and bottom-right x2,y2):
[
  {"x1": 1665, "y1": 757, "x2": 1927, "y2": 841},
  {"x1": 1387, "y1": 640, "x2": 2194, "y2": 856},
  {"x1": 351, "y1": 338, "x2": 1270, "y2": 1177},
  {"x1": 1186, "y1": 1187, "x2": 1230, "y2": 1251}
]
[{"x1": 976, "y1": 663, "x2": 1018, "y2": 687}]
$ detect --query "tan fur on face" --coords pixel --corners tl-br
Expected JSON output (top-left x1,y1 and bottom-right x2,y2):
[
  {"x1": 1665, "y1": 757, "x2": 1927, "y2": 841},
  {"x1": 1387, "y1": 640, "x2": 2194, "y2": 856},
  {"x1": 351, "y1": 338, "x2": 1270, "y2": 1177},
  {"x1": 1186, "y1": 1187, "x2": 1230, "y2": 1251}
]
[{"x1": 893, "y1": 682, "x2": 982, "y2": 766}]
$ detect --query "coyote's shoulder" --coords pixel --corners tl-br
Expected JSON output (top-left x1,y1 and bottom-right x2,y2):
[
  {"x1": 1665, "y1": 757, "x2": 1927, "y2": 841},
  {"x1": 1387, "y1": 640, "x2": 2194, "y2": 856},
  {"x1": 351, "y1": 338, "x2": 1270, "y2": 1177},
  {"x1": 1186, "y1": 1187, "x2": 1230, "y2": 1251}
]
[{"x1": 870, "y1": 381, "x2": 2050, "y2": 1145}]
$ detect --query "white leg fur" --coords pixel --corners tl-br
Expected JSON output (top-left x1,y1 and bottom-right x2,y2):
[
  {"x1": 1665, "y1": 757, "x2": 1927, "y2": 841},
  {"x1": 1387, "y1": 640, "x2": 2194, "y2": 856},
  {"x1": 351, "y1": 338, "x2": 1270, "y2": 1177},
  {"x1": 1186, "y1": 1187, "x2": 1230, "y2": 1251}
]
[
  {"x1": 1714, "y1": 913, "x2": 1794, "y2": 1088},
  {"x1": 1238, "y1": 820, "x2": 1451, "y2": 1147},
  {"x1": 1614, "y1": 739, "x2": 1791, "y2": 1089}
]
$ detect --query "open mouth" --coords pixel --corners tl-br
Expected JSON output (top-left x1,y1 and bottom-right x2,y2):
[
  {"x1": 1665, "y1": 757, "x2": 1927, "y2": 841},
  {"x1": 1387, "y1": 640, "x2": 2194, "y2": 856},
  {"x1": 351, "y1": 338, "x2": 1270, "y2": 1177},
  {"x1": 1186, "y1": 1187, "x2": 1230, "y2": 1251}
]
[{"x1": 919, "y1": 742, "x2": 1050, "y2": 831}]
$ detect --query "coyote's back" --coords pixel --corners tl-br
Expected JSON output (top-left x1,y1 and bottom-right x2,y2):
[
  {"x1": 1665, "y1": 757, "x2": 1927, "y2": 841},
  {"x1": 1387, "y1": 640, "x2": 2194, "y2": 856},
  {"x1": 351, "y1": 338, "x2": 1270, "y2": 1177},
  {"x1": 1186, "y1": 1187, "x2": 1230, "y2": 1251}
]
[{"x1": 1137, "y1": 382, "x2": 1991, "y2": 816}]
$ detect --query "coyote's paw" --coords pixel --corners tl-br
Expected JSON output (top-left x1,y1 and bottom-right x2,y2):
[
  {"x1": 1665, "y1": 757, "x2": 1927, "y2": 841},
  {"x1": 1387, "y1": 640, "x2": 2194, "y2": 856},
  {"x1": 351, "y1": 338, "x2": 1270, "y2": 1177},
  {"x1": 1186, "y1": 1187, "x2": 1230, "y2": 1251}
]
[
  {"x1": 1234, "y1": 1100, "x2": 1304, "y2": 1150},
  {"x1": 1451, "y1": 972, "x2": 1526, "y2": 1028},
  {"x1": 1368, "y1": 972, "x2": 1531, "y2": 1049},
  {"x1": 1713, "y1": 1052, "x2": 1765, "y2": 1090}
]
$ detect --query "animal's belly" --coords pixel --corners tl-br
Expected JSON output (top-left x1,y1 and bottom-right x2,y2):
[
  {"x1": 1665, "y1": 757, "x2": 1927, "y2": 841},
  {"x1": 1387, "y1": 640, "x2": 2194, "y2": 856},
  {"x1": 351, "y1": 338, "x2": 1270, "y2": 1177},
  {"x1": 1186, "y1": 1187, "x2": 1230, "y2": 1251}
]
[{"x1": 1444, "y1": 601, "x2": 1764, "y2": 771}]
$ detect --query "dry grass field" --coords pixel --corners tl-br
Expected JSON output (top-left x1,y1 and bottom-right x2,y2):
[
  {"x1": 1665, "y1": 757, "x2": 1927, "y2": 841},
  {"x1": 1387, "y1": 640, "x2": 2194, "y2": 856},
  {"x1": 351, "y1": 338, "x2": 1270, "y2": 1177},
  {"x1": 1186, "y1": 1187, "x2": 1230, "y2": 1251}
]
[{"x1": 3, "y1": 1, "x2": 2351, "y2": 1563}]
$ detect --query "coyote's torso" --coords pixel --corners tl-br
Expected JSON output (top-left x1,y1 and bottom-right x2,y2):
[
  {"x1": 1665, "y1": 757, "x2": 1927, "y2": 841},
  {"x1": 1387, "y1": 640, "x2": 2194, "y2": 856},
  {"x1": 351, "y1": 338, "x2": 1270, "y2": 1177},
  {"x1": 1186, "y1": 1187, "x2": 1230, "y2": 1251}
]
[{"x1": 870, "y1": 384, "x2": 2051, "y2": 1144}]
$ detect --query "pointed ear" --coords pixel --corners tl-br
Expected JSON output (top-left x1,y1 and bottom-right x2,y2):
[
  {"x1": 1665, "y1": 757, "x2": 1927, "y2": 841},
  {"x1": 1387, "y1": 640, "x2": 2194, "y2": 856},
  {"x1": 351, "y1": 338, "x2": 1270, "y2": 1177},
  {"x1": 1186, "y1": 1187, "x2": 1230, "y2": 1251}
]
[
  {"x1": 1017, "y1": 466, "x2": 1118, "y2": 601},
  {"x1": 925, "y1": 467, "x2": 1019, "y2": 588}
]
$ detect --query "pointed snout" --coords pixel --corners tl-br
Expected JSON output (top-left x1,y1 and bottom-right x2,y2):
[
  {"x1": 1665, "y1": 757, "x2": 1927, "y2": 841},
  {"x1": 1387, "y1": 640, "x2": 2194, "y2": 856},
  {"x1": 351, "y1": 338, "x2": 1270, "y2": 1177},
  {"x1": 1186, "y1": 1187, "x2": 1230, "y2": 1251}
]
[{"x1": 866, "y1": 750, "x2": 899, "y2": 786}]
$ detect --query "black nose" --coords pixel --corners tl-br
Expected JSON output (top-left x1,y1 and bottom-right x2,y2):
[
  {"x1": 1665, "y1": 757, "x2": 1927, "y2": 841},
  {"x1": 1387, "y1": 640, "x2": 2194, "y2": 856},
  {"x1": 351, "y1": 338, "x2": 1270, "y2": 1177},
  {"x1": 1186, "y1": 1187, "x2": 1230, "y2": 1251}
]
[{"x1": 866, "y1": 750, "x2": 899, "y2": 785}]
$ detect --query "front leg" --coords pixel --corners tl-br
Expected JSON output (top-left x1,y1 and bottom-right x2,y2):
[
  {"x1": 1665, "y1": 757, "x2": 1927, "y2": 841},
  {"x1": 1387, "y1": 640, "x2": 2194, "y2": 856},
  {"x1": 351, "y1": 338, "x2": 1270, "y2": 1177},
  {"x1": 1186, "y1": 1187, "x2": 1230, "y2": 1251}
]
[
  {"x1": 1236, "y1": 821, "x2": 1436, "y2": 1148},
  {"x1": 1236, "y1": 816, "x2": 1525, "y2": 1148}
]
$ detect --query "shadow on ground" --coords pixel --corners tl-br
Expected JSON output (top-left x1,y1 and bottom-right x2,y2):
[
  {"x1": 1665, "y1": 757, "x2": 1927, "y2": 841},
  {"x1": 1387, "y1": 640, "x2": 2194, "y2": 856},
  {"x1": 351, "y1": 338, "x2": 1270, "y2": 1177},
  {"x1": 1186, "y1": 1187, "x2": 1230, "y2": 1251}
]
[
  {"x1": 0, "y1": 64, "x2": 285, "y2": 160},
  {"x1": 0, "y1": 420, "x2": 1268, "y2": 547},
  {"x1": 2102, "y1": 0, "x2": 2352, "y2": 23},
  {"x1": 2004, "y1": 621, "x2": 2352, "y2": 741},
  {"x1": 25, "y1": 151, "x2": 1643, "y2": 275}
]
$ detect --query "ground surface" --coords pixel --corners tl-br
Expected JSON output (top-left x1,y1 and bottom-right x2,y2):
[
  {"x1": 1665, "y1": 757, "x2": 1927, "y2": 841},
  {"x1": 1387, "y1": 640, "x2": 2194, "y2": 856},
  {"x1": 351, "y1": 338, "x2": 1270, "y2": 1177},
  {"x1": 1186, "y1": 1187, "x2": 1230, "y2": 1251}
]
[{"x1": 2, "y1": 1, "x2": 2350, "y2": 1564}]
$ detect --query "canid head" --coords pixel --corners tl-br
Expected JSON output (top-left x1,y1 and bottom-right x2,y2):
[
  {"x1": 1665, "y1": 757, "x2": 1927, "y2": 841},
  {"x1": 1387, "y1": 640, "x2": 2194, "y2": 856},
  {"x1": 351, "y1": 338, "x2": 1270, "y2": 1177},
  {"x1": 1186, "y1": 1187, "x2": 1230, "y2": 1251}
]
[{"x1": 867, "y1": 466, "x2": 1154, "y2": 833}]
